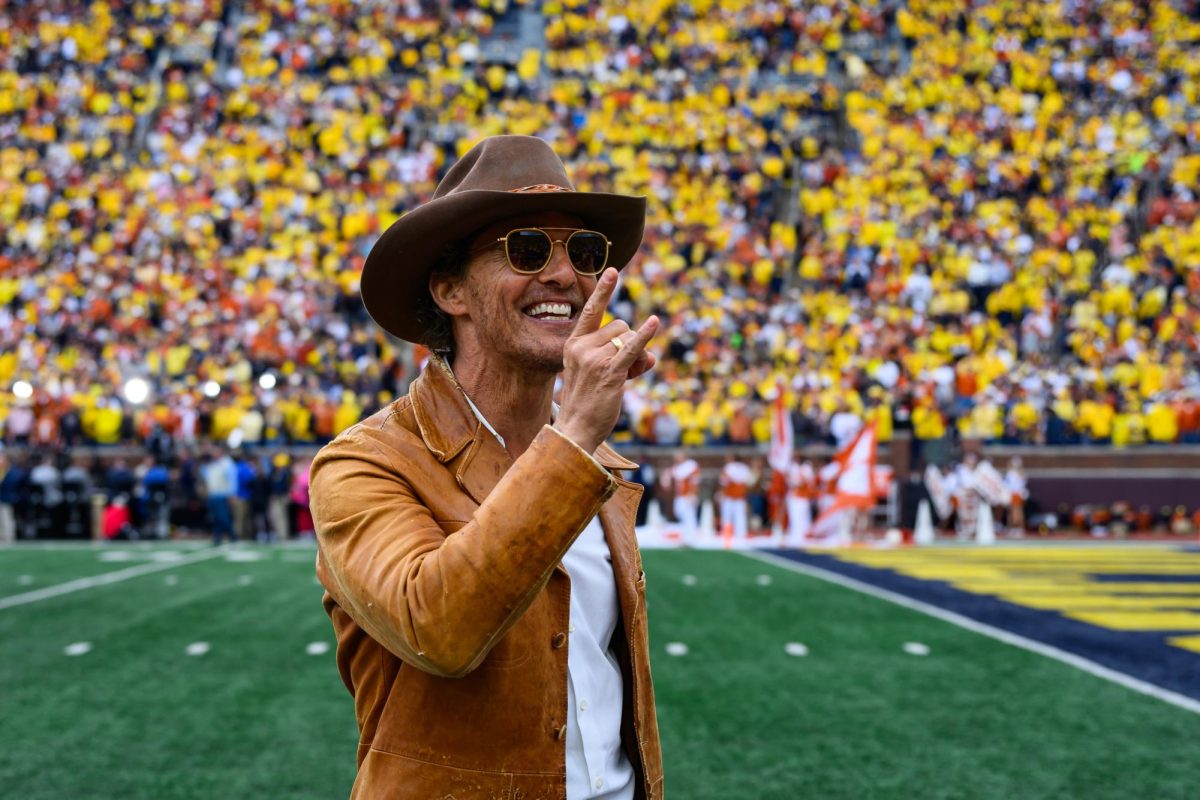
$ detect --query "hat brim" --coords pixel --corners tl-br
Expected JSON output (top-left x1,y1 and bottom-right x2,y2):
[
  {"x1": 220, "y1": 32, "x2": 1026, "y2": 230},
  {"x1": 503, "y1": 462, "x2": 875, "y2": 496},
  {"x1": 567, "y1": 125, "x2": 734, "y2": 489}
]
[{"x1": 361, "y1": 190, "x2": 647, "y2": 344}]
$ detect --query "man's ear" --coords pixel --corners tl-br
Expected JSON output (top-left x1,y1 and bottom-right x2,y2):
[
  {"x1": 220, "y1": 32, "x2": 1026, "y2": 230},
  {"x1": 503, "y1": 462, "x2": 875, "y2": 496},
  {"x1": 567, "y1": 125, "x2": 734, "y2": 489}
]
[{"x1": 429, "y1": 272, "x2": 467, "y2": 317}]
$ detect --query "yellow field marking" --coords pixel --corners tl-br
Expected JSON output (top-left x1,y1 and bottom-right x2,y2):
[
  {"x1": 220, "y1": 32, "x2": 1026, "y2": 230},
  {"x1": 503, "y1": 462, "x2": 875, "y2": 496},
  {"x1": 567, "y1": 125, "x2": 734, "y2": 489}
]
[
  {"x1": 1066, "y1": 610, "x2": 1200, "y2": 630},
  {"x1": 996, "y1": 594, "x2": 1200, "y2": 611},
  {"x1": 1168, "y1": 636, "x2": 1200, "y2": 654},
  {"x1": 836, "y1": 547, "x2": 1183, "y2": 560},
  {"x1": 999, "y1": 565, "x2": 1200, "y2": 574},
  {"x1": 847, "y1": 560, "x2": 1200, "y2": 574},
  {"x1": 955, "y1": 581, "x2": 1200, "y2": 595},
  {"x1": 879, "y1": 567, "x2": 1011, "y2": 580},
  {"x1": 827, "y1": 548, "x2": 1200, "y2": 635}
]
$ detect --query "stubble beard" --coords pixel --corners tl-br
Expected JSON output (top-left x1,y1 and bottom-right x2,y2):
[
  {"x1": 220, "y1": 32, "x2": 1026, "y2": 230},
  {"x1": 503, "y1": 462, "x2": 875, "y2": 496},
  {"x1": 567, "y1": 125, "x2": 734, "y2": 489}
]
[{"x1": 471, "y1": 284, "x2": 568, "y2": 378}]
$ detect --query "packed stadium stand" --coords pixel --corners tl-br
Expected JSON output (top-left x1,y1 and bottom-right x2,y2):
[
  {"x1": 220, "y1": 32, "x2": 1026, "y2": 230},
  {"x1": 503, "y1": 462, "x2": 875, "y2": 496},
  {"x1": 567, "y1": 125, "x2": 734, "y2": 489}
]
[{"x1": 0, "y1": 0, "x2": 1198, "y2": 538}]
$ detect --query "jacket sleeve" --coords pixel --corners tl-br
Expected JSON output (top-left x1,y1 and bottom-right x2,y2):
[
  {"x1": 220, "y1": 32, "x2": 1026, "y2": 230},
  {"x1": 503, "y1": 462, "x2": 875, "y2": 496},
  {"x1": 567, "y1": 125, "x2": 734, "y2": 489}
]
[{"x1": 309, "y1": 423, "x2": 616, "y2": 679}]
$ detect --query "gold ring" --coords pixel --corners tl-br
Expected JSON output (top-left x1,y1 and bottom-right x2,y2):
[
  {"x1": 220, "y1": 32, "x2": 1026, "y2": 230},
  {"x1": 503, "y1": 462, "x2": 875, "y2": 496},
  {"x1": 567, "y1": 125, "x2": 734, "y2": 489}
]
[{"x1": 610, "y1": 336, "x2": 624, "y2": 352}]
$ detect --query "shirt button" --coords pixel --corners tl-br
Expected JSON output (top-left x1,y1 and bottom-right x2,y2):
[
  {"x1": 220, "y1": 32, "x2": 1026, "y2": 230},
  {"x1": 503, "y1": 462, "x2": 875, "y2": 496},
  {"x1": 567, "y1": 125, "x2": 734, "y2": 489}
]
[
  {"x1": 551, "y1": 632, "x2": 567, "y2": 649},
  {"x1": 556, "y1": 724, "x2": 567, "y2": 741},
  {"x1": 569, "y1": 623, "x2": 576, "y2": 633},
  {"x1": 595, "y1": 778, "x2": 604, "y2": 789},
  {"x1": 578, "y1": 699, "x2": 588, "y2": 711}
]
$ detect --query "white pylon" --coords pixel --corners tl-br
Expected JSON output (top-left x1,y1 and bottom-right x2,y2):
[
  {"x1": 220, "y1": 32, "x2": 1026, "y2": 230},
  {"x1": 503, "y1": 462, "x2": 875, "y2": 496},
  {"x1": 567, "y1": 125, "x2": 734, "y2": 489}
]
[
  {"x1": 699, "y1": 498, "x2": 716, "y2": 542},
  {"x1": 836, "y1": 510, "x2": 853, "y2": 546},
  {"x1": 914, "y1": 499, "x2": 935, "y2": 545},
  {"x1": 647, "y1": 499, "x2": 664, "y2": 535},
  {"x1": 976, "y1": 502, "x2": 996, "y2": 545}
]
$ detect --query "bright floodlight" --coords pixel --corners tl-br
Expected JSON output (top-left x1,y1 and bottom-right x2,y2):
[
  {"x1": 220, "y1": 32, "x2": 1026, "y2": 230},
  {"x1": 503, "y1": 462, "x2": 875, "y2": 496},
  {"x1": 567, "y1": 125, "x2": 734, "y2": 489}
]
[
  {"x1": 203, "y1": 380, "x2": 221, "y2": 398},
  {"x1": 12, "y1": 380, "x2": 33, "y2": 399},
  {"x1": 258, "y1": 372, "x2": 277, "y2": 390},
  {"x1": 124, "y1": 377, "x2": 150, "y2": 405}
]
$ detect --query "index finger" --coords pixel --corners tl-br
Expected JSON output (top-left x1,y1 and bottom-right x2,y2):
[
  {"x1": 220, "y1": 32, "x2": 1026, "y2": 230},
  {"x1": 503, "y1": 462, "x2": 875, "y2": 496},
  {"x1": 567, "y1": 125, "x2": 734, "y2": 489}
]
[{"x1": 572, "y1": 267, "x2": 618, "y2": 336}]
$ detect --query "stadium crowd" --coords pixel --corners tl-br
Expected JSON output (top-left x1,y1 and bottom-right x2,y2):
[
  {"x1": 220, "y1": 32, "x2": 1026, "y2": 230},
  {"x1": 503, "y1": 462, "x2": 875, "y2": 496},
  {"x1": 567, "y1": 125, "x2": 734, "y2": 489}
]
[{"x1": 1, "y1": 0, "x2": 1198, "y2": 469}]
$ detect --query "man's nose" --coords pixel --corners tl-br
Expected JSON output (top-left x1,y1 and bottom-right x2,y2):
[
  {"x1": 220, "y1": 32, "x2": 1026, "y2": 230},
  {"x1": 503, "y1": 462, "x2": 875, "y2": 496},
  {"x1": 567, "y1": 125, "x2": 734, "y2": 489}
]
[{"x1": 537, "y1": 240, "x2": 576, "y2": 287}]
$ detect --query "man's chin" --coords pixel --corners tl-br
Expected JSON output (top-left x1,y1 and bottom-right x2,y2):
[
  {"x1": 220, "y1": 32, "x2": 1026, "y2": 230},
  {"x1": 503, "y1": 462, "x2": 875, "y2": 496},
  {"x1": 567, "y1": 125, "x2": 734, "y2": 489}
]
[{"x1": 520, "y1": 351, "x2": 565, "y2": 376}]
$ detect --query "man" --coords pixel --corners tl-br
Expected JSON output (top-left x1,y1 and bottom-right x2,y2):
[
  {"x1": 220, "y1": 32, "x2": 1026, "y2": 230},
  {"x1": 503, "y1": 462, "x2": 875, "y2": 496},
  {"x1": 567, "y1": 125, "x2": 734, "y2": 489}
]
[
  {"x1": 142, "y1": 458, "x2": 172, "y2": 539},
  {"x1": 200, "y1": 448, "x2": 237, "y2": 545},
  {"x1": 669, "y1": 452, "x2": 700, "y2": 546},
  {"x1": 785, "y1": 455, "x2": 816, "y2": 545},
  {"x1": 953, "y1": 452, "x2": 981, "y2": 540},
  {"x1": 232, "y1": 452, "x2": 255, "y2": 541},
  {"x1": 718, "y1": 454, "x2": 753, "y2": 540},
  {"x1": 0, "y1": 451, "x2": 23, "y2": 544},
  {"x1": 1004, "y1": 456, "x2": 1028, "y2": 536},
  {"x1": 29, "y1": 453, "x2": 63, "y2": 537},
  {"x1": 309, "y1": 136, "x2": 664, "y2": 799},
  {"x1": 267, "y1": 453, "x2": 292, "y2": 541}
]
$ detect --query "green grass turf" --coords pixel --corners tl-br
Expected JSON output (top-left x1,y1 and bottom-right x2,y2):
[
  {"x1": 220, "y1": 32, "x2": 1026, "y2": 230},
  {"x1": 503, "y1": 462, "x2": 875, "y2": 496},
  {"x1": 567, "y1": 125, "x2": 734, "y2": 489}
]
[
  {"x1": 0, "y1": 544, "x2": 209, "y2": 595},
  {"x1": 1, "y1": 545, "x2": 1198, "y2": 799}
]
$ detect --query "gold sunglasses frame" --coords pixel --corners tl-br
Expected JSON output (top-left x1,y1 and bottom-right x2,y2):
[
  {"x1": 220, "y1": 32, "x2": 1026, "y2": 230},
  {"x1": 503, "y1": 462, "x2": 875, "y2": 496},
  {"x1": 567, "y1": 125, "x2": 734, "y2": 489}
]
[{"x1": 494, "y1": 227, "x2": 613, "y2": 276}]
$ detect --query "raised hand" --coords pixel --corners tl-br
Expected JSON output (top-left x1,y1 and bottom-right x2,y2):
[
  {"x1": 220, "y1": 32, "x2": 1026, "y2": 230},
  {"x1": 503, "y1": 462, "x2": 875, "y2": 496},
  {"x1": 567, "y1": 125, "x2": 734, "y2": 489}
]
[{"x1": 553, "y1": 268, "x2": 659, "y2": 454}]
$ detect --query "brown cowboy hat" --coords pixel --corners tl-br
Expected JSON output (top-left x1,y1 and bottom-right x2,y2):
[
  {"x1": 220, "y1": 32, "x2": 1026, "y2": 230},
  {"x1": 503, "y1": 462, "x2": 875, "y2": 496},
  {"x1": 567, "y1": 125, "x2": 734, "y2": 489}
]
[{"x1": 361, "y1": 135, "x2": 647, "y2": 343}]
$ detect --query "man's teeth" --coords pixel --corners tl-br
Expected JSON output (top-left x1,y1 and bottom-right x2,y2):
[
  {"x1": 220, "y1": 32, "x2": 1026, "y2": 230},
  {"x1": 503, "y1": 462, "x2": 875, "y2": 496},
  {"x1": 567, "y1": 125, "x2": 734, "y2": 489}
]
[{"x1": 525, "y1": 302, "x2": 572, "y2": 319}]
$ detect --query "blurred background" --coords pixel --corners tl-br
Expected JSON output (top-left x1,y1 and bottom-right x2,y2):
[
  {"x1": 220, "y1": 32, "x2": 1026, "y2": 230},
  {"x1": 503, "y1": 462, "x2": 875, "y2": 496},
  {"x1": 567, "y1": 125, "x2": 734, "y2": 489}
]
[{"x1": 1, "y1": 1, "x2": 1199, "y2": 798}]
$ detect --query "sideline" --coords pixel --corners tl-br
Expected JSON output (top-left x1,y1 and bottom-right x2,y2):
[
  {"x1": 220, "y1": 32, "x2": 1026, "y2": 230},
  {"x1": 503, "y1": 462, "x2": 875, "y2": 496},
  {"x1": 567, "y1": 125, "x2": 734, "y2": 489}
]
[
  {"x1": 743, "y1": 549, "x2": 1200, "y2": 716},
  {"x1": 0, "y1": 547, "x2": 230, "y2": 611}
]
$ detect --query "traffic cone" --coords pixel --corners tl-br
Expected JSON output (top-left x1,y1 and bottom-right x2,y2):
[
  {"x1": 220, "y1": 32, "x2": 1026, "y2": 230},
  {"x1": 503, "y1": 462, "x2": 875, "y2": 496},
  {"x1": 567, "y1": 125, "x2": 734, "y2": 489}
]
[
  {"x1": 914, "y1": 499, "x2": 935, "y2": 546},
  {"x1": 976, "y1": 502, "x2": 996, "y2": 545}
]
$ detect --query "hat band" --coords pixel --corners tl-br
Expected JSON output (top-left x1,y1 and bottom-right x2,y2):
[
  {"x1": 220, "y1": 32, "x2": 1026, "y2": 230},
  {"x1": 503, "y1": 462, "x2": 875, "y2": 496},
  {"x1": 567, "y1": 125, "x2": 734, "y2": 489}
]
[{"x1": 508, "y1": 183, "x2": 571, "y2": 194}]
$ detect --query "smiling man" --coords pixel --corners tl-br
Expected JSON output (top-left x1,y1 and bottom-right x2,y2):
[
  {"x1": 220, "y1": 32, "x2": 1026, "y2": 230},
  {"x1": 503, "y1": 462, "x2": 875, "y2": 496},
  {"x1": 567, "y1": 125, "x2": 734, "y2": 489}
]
[{"x1": 309, "y1": 136, "x2": 664, "y2": 799}]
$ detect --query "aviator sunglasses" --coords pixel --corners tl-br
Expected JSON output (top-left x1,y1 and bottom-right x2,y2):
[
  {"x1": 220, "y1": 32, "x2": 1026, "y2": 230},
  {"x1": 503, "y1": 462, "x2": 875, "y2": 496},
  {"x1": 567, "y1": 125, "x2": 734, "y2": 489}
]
[{"x1": 481, "y1": 227, "x2": 612, "y2": 276}]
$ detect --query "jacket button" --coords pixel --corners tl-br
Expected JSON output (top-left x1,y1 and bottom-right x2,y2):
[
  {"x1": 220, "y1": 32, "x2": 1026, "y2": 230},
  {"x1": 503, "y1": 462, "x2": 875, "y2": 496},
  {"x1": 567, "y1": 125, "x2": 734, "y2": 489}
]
[
  {"x1": 551, "y1": 632, "x2": 567, "y2": 649},
  {"x1": 556, "y1": 724, "x2": 567, "y2": 741}
]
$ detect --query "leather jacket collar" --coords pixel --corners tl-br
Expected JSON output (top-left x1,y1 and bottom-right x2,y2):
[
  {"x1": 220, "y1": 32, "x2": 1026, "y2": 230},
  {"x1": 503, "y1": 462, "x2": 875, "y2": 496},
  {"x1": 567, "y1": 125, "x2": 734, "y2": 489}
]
[{"x1": 410, "y1": 354, "x2": 638, "y2": 473}]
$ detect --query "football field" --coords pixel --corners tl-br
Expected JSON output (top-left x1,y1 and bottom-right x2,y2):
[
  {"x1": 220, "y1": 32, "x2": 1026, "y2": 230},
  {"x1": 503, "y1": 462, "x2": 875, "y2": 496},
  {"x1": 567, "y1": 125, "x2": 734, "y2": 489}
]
[{"x1": 2, "y1": 543, "x2": 1198, "y2": 799}]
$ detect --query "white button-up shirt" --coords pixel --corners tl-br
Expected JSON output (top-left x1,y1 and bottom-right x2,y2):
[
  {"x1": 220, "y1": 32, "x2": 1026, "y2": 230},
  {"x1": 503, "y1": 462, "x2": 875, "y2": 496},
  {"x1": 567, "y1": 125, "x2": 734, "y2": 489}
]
[{"x1": 462, "y1": 393, "x2": 635, "y2": 799}]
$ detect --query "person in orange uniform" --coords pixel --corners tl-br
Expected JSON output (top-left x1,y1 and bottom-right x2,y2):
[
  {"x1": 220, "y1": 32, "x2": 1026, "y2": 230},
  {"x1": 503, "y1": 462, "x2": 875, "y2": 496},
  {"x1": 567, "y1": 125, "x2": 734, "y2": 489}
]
[
  {"x1": 785, "y1": 455, "x2": 817, "y2": 545},
  {"x1": 719, "y1": 455, "x2": 754, "y2": 540},
  {"x1": 669, "y1": 452, "x2": 701, "y2": 546}
]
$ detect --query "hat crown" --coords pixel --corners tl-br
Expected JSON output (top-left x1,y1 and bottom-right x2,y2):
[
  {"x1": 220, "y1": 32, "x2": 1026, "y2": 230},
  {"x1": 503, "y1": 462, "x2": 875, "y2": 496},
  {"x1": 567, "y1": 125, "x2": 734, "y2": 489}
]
[{"x1": 433, "y1": 136, "x2": 576, "y2": 199}]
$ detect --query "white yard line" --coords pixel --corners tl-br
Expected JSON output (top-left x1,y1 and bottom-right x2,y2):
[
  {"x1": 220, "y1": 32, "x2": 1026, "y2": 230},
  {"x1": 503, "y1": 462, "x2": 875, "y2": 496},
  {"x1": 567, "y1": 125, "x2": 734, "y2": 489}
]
[
  {"x1": 3, "y1": 542, "x2": 211, "y2": 551},
  {"x1": 0, "y1": 547, "x2": 229, "y2": 611},
  {"x1": 744, "y1": 550, "x2": 1200, "y2": 716}
]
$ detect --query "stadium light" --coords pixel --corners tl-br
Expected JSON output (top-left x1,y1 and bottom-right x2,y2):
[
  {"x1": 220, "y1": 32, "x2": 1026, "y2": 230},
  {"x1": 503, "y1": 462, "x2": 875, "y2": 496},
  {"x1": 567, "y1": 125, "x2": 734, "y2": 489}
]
[
  {"x1": 258, "y1": 372, "x2": 277, "y2": 390},
  {"x1": 12, "y1": 380, "x2": 33, "y2": 400},
  {"x1": 203, "y1": 380, "x2": 221, "y2": 398},
  {"x1": 123, "y1": 377, "x2": 150, "y2": 405}
]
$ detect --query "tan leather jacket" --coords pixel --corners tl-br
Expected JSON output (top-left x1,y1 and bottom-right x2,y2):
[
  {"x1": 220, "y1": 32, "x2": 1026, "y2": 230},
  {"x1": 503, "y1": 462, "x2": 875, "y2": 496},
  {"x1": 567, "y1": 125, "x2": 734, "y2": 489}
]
[{"x1": 310, "y1": 358, "x2": 663, "y2": 799}]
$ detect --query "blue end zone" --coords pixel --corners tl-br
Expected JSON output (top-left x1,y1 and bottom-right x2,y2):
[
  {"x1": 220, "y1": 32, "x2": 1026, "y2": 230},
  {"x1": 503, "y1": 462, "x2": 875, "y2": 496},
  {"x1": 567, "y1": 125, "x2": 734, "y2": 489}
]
[{"x1": 766, "y1": 549, "x2": 1200, "y2": 703}]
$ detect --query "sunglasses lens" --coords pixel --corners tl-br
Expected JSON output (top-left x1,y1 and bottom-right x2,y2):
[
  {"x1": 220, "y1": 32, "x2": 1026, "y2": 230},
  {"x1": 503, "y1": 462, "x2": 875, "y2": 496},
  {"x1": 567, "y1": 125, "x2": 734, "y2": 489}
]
[
  {"x1": 506, "y1": 229, "x2": 552, "y2": 273},
  {"x1": 567, "y1": 231, "x2": 609, "y2": 275}
]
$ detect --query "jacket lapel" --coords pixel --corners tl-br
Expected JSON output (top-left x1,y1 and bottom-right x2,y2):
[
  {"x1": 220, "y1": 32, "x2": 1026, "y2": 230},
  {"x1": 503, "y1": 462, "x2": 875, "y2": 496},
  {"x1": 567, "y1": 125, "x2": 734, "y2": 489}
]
[
  {"x1": 596, "y1": 442, "x2": 645, "y2": 624},
  {"x1": 410, "y1": 356, "x2": 477, "y2": 464}
]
